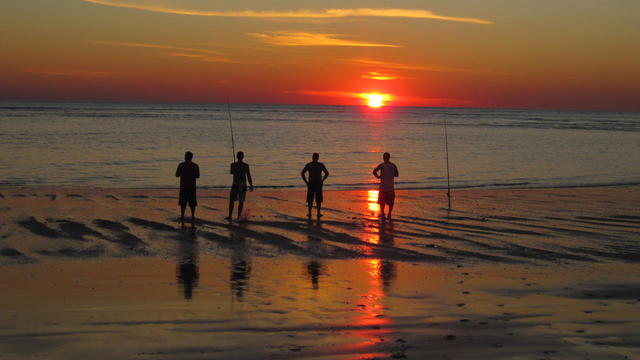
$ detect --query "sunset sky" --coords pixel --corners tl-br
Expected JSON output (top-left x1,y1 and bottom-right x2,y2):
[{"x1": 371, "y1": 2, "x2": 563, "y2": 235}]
[{"x1": 1, "y1": 0, "x2": 639, "y2": 110}]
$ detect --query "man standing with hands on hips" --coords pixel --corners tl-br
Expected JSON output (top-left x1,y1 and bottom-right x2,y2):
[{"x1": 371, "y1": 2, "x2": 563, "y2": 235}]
[
  {"x1": 373, "y1": 152, "x2": 399, "y2": 220},
  {"x1": 301, "y1": 153, "x2": 329, "y2": 219}
]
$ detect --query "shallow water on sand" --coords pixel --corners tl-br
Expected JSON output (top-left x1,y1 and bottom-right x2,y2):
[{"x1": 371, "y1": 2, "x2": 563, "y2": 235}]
[
  {"x1": 2, "y1": 257, "x2": 639, "y2": 360},
  {"x1": 1, "y1": 186, "x2": 640, "y2": 358},
  {"x1": 1, "y1": 103, "x2": 639, "y2": 189}
]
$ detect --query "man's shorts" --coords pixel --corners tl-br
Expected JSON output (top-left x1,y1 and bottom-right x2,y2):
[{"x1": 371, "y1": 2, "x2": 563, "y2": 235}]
[
  {"x1": 230, "y1": 183, "x2": 247, "y2": 202},
  {"x1": 179, "y1": 187, "x2": 197, "y2": 207},
  {"x1": 306, "y1": 182, "x2": 323, "y2": 204},
  {"x1": 377, "y1": 190, "x2": 395, "y2": 206}
]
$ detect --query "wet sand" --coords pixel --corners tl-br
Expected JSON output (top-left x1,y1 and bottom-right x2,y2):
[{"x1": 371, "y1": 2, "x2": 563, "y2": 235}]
[{"x1": 0, "y1": 186, "x2": 639, "y2": 359}]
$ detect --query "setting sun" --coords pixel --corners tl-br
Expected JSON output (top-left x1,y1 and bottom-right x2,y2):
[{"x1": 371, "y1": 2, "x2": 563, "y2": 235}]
[
  {"x1": 359, "y1": 92, "x2": 392, "y2": 108},
  {"x1": 367, "y1": 94, "x2": 383, "y2": 108}
]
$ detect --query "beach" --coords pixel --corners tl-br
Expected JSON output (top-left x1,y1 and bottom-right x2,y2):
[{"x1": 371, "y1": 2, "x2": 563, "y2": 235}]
[{"x1": 1, "y1": 185, "x2": 638, "y2": 359}]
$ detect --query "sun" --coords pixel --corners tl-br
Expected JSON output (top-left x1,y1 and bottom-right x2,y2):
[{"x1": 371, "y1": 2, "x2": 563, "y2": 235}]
[
  {"x1": 359, "y1": 92, "x2": 391, "y2": 108},
  {"x1": 367, "y1": 94, "x2": 384, "y2": 108}
]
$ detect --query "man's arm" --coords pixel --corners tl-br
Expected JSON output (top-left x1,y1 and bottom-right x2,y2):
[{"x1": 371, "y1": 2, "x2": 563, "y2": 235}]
[
  {"x1": 195, "y1": 164, "x2": 200, "y2": 179},
  {"x1": 322, "y1": 164, "x2": 329, "y2": 182},
  {"x1": 246, "y1": 165, "x2": 254, "y2": 191},
  {"x1": 175, "y1": 163, "x2": 182, "y2": 177},
  {"x1": 394, "y1": 164, "x2": 399, "y2": 177},
  {"x1": 301, "y1": 164, "x2": 309, "y2": 185},
  {"x1": 230, "y1": 163, "x2": 234, "y2": 174},
  {"x1": 373, "y1": 164, "x2": 381, "y2": 179}
]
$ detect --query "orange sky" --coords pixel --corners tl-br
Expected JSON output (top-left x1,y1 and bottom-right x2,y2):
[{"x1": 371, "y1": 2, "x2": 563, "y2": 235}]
[{"x1": 1, "y1": 0, "x2": 639, "y2": 110}]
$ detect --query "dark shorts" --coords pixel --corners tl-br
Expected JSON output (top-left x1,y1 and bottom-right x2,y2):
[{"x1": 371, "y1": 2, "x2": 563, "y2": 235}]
[
  {"x1": 306, "y1": 182, "x2": 323, "y2": 204},
  {"x1": 230, "y1": 183, "x2": 247, "y2": 202},
  {"x1": 179, "y1": 187, "x2": 197, "y2": 207},
  {"x1": 377, "y1": 190, "x2": 395, "y2": 206}
]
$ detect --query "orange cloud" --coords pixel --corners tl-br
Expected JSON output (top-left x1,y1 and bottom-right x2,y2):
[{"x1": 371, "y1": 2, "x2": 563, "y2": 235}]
[
  {"x1": 81, "y1": 1, "x2": 493, "y2": 24},
  {"x1": 27, "y1": 68, "x2": 112, "y2": 78},
  {"x1": 89, "y1": 41, "x2": 233, "y2": 62},
  {"x1": 361, "y1": 72, "x2": 399, "y2": 80},
  {"x1": 250, "y1": 31, "x2": 400, "y2": 47},
  {"x1": 89, "y1": 41, "x2": 227, "y2": 56},
  {"x1": 347, "y1": 58, "x2": 515, "y2": 76},
  {"x1": 296, "y1": 90, "x2": 486, "y2": 107}
]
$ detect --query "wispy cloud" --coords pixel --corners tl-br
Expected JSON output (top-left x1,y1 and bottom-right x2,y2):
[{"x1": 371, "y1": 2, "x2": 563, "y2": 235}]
[
  {"x1": 81, "y1": 1, "x2": 493, "y2": 24},
  {"x1": 27, "y1": 68, "x2": 112, "y2": 78},
  {"x1": 250, "y1": 31, "x2": 400, "y2": 47},
  {"x1": 88, "y1": 41, "x2": 233, "y2": 62},
  {"x1": 361, "y1": 71, "x2": 400, "y2": 80},
  {"x1": 347, "y1": 58, "x2": 515, "y2": 76},
  {"x1": 89, "y1": 41, "x2": 227, "y2": 56}
]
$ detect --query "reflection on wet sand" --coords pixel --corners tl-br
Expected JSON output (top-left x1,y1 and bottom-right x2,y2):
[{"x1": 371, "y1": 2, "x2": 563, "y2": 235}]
[
  {"x1": 340, "y1": 209, "x2": 398, "y2": 357},
  {"x1": 306, "y1": 260, "x2": 323, "y2": 290},
  {"x1": 305, "y1": 221, "x2": 325, "y2": 290},
  {"x1": 367, "y1": 189, "x2": 380, "y2": 217},
  {"x1": 176, "y1": 227, "x2": 199, "y2": 300},
  {"x1": 230, "y1": 226, "x2": 251, "y2": 301}
]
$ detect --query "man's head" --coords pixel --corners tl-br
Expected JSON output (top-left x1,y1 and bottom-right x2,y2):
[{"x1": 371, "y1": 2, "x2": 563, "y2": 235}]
[
  {"x1": 383, "y1": 152, "x2": 390, "y2": 162},
  {"x1": 237, "y1": 151, "x2": 244, "y2": 161},
  {"x1": 312, "y1": 153, "x2": 319, "y2": 162},
  {"x1": 185, "y1": 151, "x2": 193, "y2": 161}
]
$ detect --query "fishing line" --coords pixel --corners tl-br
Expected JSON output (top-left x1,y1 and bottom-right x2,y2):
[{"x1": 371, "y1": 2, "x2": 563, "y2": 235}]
[
  {"x1": 227, "y1": 101, "x2": 236, "y2": 161},
  {"x1": 443, "y1": 118, "x2": 452, "y2": 209}
]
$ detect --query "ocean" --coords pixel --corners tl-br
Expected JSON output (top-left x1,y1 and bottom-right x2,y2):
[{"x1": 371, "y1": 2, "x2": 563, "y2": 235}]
[{"x1": 0, "y1": 102, "x2": 639, "y2": 190}]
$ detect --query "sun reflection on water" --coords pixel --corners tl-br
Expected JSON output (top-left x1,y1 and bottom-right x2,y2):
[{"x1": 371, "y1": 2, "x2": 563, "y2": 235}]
[{"x1": 367, "y1": 189, "x2": 380, "y2": 214}]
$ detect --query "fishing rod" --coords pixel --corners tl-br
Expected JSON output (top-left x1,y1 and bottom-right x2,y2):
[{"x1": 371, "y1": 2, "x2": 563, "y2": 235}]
[
  {"x1": 443, "y1": 117, "x2": 452, "y2": 209},
  {"x1": 226, "y1": 101, "x2": 236, "y2": 162}
]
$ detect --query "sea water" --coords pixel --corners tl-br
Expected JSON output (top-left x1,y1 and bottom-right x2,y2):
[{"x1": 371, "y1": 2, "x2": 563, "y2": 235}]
[{"x1": 0, "y1": 103, "x2": 639, "y2": 189}]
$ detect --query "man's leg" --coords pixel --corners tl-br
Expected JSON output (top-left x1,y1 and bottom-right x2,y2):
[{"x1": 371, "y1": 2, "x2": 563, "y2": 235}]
[
  {"x1": 190, "y1": 205, "x2": 196, "y2": 225},
  {"x1": 387, "y1": 192, "x2": 395, "y2": 219},
  {"x1": 227, "y1": 200, "x2": 234, "y2": 220},
  {"x1": 316, "y1": 186, "x2": 323, "y2": 218},
  {"x1": 237, "y1": 200, "x2": 244, "y2": 219},
  {"x1": 307, "y1": 203, "x2": 312, "y2": 218},
  {"x1": 180, "y1": 205, "x2": 186, "y2": 224},
  {"x1": 380, "y1": 203, "x2": 386, "y2": 219}
]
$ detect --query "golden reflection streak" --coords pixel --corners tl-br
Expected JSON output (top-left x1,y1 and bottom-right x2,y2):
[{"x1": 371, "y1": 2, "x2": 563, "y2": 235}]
[{"x1": 367, "y1": 189, "x2": 380, "y2": 214}]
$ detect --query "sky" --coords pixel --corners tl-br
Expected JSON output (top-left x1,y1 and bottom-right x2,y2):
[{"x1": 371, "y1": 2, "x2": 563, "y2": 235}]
[{"x1": 1, "y1": 0, "x2": 639, "y2": 110}]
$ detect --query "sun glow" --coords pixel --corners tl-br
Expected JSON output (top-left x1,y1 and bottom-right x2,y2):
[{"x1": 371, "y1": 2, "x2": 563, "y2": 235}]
[{"x1": 359, "y1": 92, "x2": 392, "y2": 108}]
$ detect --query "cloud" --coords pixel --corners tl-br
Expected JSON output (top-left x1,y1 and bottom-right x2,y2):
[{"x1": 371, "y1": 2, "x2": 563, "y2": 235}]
[
  {"x1": 347, "y1": 58, "x2": 515, "y2": 76},
  {"x1": 81, "y1": 1, "x2": 493, "y2": 24},
  {"x1": 88, "y1": 41, "x2": 233, "y2": 62},
  {"x1": 298, "y1": 90, "x2": 360, "y2": 98},
  {"x1": 361, "y1": 72, "x2": 400, "y2": 80},
  {"x1": 296, "y1": 89, "x2": 487, "y2": 106},
  {"x1": 250, "y1": 31, "x2": 399, "y2": 47},
  {"x1": 89, "y1": 41, "x2": 227, "y2": 56},
  {"x1": 27, "y1": 68, "x2": 112, "y2": 78}
]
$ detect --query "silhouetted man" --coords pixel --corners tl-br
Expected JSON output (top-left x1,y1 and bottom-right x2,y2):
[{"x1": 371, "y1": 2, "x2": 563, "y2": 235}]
[
  {"x1": 227, "y1": 151, "x2": 253, "y2": 220},
  {"x1": 301, "y1": 153, "x2": 329, "y2": 218},
  {"x1": 373, "y1": 152, "x2": 399, "y2": 220},
  {"x1": 175, "y1": 151, "x2": 200, "y2": 226}
]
